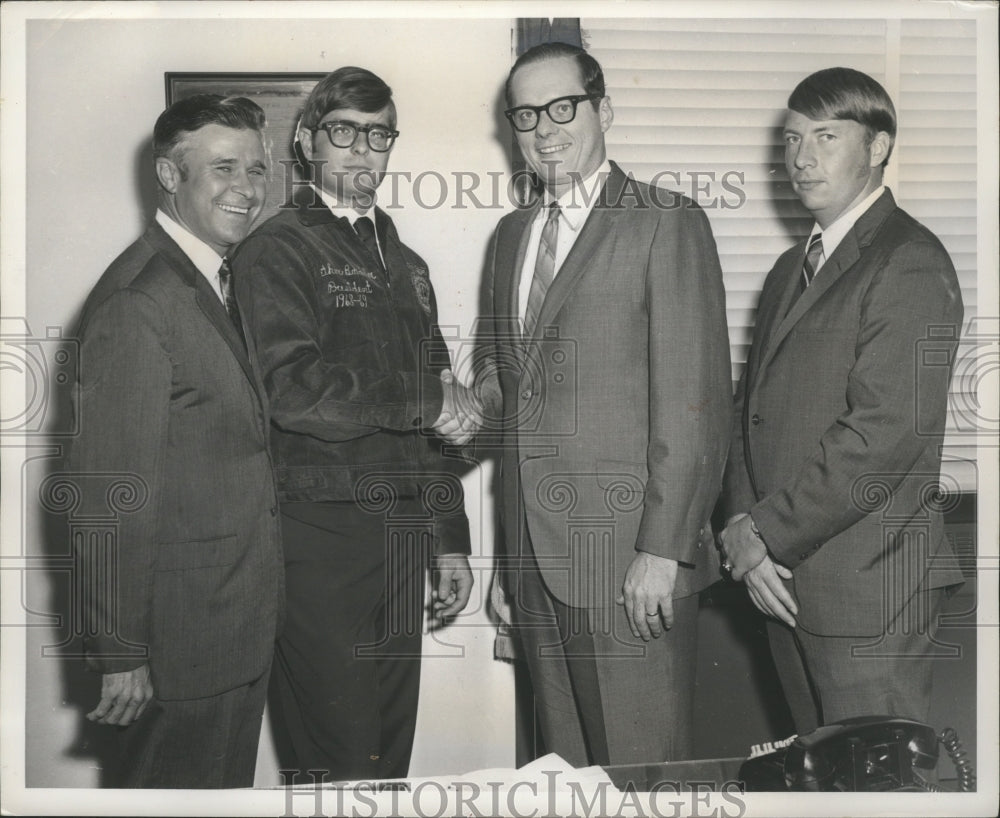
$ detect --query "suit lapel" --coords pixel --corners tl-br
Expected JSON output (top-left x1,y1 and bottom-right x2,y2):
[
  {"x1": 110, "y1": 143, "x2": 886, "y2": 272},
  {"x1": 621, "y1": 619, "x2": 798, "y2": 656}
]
[
  {"x1": 496, "y1": 204, "x2": 537, "y2": 365},
  {"x1": 144, "y1": 223, "x2": 261, "y2": 398},
  {"x1": 526, "y1": 163, "x2": 628, "y2": 342},
  {"x1": 758, "y1": 189, "x2": 897, "y2": 373}
]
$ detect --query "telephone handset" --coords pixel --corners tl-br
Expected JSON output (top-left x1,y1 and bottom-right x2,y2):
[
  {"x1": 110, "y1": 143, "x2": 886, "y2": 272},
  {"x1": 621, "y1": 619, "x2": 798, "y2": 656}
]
[{"x1": 739, "y1": 715, "x2": 976, "y2": 792}]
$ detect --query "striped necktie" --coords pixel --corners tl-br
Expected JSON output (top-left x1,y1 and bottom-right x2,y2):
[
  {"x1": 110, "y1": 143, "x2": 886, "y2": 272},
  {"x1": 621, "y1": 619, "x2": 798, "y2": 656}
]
[
  {"x1": 801, "y1": 232, "x2": 824, "y2": 291},
  {"x1": 523, "y1": 202, "x2": 561, "y2": 337},
  {"x1": 218, "y1": 257, "x2": 246, "y2": 347}
]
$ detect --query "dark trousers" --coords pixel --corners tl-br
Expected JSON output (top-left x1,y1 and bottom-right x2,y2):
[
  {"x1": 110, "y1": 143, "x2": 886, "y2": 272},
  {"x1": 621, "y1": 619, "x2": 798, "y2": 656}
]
[
  {"x1": 116, "y1": 665, "x2": 269, "y2": 788},
  {"x1": 513, "y1": 536, "x2": 698, "y2": 767},
  {"x1": 768, "y1": 587, "x2": 948, "y2": 734},
  {"x1": 271, "y1": 500, "x2": 428, "y2": 782}
]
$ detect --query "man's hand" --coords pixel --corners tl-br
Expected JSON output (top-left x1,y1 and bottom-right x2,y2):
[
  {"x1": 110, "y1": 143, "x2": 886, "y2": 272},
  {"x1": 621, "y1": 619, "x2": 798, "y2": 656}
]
[
  {"x1": 432, "y1": 369, "x2": 482, "y2": 445},
  {"x1": 431, "y1": 553, "x2": 474, "y2": 627},
  {"x1": 616, "y1": 552, "x2": 678, "y2": 641},
  {"x1": 718, "y1": 513, "x2": 767, "y2": 580},
  {"x1": 744, "y1": 556, "x2": 798, "y2": 627},
  {"x1": 719, "y1": 514, "x2": 798, "y2": 627},
  {"x1": 86, "y1": 664, "x2": 154, "y2": 726}
]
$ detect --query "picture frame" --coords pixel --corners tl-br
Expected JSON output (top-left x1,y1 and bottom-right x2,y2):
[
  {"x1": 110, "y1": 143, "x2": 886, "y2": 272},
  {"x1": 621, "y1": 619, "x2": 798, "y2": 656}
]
[{"x1": 165, "y1": 72, "x2": 327, "y2": 224}]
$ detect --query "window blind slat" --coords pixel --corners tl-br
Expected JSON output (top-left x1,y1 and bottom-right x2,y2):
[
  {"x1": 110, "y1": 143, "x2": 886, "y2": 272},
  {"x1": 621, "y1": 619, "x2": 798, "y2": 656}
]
[{"x1": 585, "y1": 17, "x2": 887, "y2": 36}]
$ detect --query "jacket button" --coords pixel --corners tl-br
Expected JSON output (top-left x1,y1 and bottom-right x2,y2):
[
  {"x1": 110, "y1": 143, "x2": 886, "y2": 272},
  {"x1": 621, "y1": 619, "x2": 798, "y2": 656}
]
[
  {"x1": 751, "y1": 413, "x2": 762, "y2": 425},
  {"x1": 799, "y1": 553, "x2": 809, "y2": 561},
  {"x1": 270, "y1": 507, "x2": 277, "y2": 517},
  {"x1": 521, "y1": 389, "x2": 532, "y2": 400}
]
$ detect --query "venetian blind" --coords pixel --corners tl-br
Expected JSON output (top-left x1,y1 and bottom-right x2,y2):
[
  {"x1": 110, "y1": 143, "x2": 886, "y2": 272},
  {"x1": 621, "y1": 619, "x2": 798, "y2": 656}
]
[{"x1": 583, "y1": 17, "x2": 979, "y2": 491}]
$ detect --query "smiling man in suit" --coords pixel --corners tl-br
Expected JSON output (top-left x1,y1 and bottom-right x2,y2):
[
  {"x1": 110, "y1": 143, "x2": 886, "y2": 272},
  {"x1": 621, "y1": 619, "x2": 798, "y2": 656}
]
[
  {"x1": 69, "y1": 94, "x2": 284, "y2": 787},
  {"x1": 465, "y1": 42, "x2": 731, "y2": 766},
  {"x1": 720, "y1": 68, "x2": 965, "y2": 734}
]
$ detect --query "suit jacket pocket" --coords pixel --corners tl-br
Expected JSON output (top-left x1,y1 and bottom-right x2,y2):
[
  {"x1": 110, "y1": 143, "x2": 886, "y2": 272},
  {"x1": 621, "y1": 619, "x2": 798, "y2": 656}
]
[
  {"x1": 156, "y1": 534, "x2": 241, "y2": 571},
  {"x1": 595, "y1": 459, "x2": 647, "y2": 503},
  {"x1": 151, "y1": 534, "x2": 274, "y2": 699}
]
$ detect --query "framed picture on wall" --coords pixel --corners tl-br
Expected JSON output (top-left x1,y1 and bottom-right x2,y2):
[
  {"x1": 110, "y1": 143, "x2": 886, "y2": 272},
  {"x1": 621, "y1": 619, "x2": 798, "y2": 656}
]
[{"x1": 165, "y1": 72, "x2": 326, "y2": 224}]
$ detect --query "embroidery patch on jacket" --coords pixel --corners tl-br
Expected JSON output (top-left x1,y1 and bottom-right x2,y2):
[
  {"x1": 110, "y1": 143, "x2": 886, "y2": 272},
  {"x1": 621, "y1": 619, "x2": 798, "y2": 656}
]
[
  {"x1": 408, "y1": 263, "x2": 432, "y2": 314},
  {"x1": 321, "y1": 263, "x2": 378, "y2": 309}
]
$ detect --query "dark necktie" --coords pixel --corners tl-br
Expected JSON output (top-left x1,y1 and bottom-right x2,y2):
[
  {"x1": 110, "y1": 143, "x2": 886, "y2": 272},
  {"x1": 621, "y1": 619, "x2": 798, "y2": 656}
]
[
  {"x1": 218, "y1": 257, "x2": 247, "y2": 347},
  {"x1": 801, "y1": 232, "x2": 824, "y2": 291},
  {"x1": 523, "y1": 202, "x2": 561, "y2": 337},
  {"x1": 354, "y1": 216, "x2": 386, "y2": 274}
]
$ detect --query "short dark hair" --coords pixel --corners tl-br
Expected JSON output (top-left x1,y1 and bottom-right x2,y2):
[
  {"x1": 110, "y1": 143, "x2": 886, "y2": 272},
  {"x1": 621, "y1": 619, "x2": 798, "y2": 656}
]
[
  {"x1": 505, "y1": 42, "x2": 605, "y2": 108},
  {"x1": 152, "y1": 94, "x2": 266, "y2": 162},
  {"x1": 788, "y1": 67, "x2": 897, "y2": 165},
  {"x1": 300, "y1": 66, "x2": 395, "y2": 130}
]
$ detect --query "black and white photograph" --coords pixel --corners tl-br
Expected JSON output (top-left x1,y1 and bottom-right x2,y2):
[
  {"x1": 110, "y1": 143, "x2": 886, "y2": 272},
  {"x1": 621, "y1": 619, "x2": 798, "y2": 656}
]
[{"x1": 1, "y1": 1, "x2": 996, "y2": 815}]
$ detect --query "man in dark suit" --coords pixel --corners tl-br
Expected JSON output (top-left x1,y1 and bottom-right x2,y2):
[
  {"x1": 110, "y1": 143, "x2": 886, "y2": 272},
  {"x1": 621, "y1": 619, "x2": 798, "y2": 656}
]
[
  {"x1": 232, "y1": 66, "x2": 473, "y2": 782},
  {"x1": 464, "y1": 43, "x2": 731, "y2": 766},
  {"x1": 720, "y1": 67, "x2": 965, "y2": 734},
  {"x1": 69, "y1": 95, "x2": 284, "y2": 787}
]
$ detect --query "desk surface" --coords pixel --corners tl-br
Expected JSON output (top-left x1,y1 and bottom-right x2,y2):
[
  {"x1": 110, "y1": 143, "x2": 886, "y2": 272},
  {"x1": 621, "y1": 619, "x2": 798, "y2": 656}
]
[{"x1": 603, "y1": 758, "x2": 745, "y2": 791}]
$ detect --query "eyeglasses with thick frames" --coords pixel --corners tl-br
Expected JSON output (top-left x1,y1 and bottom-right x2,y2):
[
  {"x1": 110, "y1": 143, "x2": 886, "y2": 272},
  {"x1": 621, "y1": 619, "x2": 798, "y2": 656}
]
[
  {"x1": 504, "y1": 93, "x2": 602, "y2": 133},
  {"x1": 313, "y1": 120, "x2": 400, "y2": 152}
]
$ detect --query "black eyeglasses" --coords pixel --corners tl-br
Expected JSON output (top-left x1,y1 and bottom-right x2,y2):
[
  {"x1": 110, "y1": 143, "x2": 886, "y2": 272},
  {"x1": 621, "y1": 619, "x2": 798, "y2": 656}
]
[
  {"x1": 504, "y1": 93, "x2": 602, "y2": 132},
  {"x1": 313, "y1": 120, "x2": 399, "y2": 152}
]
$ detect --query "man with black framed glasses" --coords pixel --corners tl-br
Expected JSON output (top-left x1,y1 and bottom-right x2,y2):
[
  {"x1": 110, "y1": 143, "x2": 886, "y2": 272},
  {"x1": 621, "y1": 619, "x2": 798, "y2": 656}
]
[
  {"x1": 461, "y1": 43, "x2": 731, "y2": 766},
  {"x1": 231, "y1": 66, "x2": 474, "y2": 782}
]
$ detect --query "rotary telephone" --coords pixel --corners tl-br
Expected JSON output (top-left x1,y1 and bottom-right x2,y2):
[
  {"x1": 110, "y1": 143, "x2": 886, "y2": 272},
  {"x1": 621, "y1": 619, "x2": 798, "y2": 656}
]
[{"x1": 739, "y1": 716, "x2": 976, "y2": 792}]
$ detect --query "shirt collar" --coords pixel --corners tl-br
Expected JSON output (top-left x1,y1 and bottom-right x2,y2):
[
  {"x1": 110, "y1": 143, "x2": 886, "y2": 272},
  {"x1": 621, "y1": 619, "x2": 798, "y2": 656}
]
[
  {"x1": 541, "y1": 159, "x2": 612, "y2": 232},
  {"x1": 155, "y1": 209, "x2": 224, "y2": 279},
  {"x1": 311, "y1": 184, "x2": 375, "y2": 225},
  {"x1": 811, "y1": 185, "x2": 885, "y2": 257}
]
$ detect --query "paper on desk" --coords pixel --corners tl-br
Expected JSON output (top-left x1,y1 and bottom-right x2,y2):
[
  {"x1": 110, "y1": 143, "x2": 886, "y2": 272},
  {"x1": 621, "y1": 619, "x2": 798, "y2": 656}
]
[{"x1": 447, "y1": 752, "x2": 620, "y2": 792}]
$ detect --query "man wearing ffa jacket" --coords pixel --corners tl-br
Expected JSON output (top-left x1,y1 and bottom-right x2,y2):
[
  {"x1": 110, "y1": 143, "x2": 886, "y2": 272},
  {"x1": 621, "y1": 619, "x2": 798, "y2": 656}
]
[{"x1": 233, "y1": 66, "x2": 474, "y2": 781}]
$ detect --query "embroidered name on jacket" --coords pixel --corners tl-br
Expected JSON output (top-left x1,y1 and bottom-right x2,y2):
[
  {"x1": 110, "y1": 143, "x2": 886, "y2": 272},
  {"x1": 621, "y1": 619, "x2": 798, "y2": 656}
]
[{"x1": 320, "y1": 263, "x2": 379, "y2": 308}]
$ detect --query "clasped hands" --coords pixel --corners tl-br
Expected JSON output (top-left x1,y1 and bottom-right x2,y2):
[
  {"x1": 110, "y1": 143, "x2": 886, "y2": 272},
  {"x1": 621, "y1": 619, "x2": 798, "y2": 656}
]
[
  {"x1": 432, "y1": 368, "x2": 483, "y2": 445},
  {"x1": 717, "y1": 513, "x2": 798, "y2": 628}
]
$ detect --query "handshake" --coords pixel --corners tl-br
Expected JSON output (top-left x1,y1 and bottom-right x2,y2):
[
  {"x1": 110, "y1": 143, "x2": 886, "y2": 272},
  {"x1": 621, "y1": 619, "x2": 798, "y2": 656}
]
[{"x1": 432, "y1": 369, "x2": 485, "y2": 445}]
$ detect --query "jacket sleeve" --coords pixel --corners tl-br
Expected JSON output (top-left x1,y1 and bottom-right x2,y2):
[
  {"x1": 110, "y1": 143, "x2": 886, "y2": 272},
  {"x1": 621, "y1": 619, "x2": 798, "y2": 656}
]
[
  {"x1": 471, "y1": 228, "x2": 504, "y2": 420},
  {"x1": 751, "y1": 239, "x2": 964, "y2": 566},
  {"x1": 69, "y1": 289, "x2": 169, "y2": 674},
  {"x1": 636, "y1": 200, "x2": 732, "y2": 564},
  {"x1": 721, "y1": 367, "x2": 757, "y2": 519},
  {"x1": 234, "y1": 231, "x2": 444, "y2": 442}
]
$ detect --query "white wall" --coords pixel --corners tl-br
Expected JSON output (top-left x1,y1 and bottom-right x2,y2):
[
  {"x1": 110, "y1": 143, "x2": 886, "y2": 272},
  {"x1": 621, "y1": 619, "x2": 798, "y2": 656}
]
[{"x1": 21, "y1": 14, "x2": 517, "y2": 787}]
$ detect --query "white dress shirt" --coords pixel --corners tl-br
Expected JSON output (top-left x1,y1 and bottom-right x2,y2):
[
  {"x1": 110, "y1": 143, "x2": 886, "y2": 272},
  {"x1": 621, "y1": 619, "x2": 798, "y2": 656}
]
[
  {"x1": 807, "y1": 185, "x2": 885, "y2": 275},
  {"x1": 155, "y1": 209, "x2": 226, "y2": 304},
  {"x1": 312, "y1": 184, "x2": 384, "y2": 266},
  {"x1": 517, "y1": 159, "x2": 612, "y2": 324}
]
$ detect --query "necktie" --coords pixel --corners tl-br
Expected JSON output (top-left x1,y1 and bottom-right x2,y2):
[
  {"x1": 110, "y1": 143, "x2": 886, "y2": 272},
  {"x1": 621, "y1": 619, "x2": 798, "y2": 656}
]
[
  {"x1": 801, "y1": 232, "x2": 824, "y2": 291},
  {"x1": 218, "y1": 258, "x2": 247, "y2": 347},
  {"x1": 354, "y1": 216, "x2": 386, "y2": 274},
  {"x1": 523, "y1": 202, "x2": 561, "y2": 337}
]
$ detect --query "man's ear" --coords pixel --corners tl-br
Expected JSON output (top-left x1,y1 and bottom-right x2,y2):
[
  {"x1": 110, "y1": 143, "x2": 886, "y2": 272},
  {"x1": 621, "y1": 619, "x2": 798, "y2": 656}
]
[
  {"x1": 599, "y1": 95, "x2": 614, "y2": 134},
  {"x1": 155, "y1": 156, "x2": 180, "y2": 194},
  {"x1": 869, "y1": 131, "x2": 891, "y2": 168},
  {"x1": 297, "y1": 128, "x2": 314, "y2": 161}
]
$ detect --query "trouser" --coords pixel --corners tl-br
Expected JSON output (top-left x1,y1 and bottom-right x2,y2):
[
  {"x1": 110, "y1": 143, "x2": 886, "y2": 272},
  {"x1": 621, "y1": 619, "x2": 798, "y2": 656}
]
[
  {"x1": 270, "y1": 500, "x2": 427, "y2": 782},
  {"x1": 115, "y1": 665, "x2": 270, "y2": 788},
  {"x1": 512, "y1": 534, "x2": 699, "y2": 767},
  {"x1": 767, "y1": 587, "x2": 948, "y2": 735}
]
